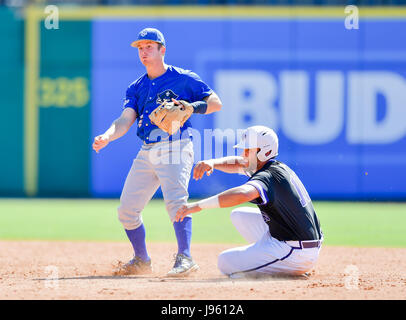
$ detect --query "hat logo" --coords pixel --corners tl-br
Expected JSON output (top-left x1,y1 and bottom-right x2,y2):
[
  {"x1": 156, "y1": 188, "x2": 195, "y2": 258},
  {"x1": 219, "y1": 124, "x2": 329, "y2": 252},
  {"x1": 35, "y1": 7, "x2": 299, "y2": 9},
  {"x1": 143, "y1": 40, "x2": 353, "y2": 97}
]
[{"x1": 140, "y1": 30, "x2": 147, "y2": 37}]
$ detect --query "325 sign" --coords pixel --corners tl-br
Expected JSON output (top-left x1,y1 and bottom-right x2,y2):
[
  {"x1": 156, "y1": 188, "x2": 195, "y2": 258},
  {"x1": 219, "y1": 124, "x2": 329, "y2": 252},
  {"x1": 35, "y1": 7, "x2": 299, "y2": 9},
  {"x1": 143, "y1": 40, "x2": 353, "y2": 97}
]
[{"x1": 38, "y1": 77, "x2": 89, "y2": 108}]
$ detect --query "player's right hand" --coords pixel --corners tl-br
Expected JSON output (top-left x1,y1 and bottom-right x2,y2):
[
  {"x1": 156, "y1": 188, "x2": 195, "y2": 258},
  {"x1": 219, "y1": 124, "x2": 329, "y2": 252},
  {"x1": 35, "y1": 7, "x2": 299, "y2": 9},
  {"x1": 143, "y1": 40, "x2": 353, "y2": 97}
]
[
  {"x1": 193, "y1": 160, "x2": 214, "y2": 180},
  {"x1": 92, "y1": 135, "x2": 110, "y2": 153}
]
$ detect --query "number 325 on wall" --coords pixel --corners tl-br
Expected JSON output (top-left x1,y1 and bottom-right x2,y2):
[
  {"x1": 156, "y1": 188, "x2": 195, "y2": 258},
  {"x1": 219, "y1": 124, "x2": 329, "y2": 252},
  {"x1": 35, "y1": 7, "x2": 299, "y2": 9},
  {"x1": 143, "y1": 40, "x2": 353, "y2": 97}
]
[{"x1": 38, "y1": 77, "x2": 90, "y2": 108}]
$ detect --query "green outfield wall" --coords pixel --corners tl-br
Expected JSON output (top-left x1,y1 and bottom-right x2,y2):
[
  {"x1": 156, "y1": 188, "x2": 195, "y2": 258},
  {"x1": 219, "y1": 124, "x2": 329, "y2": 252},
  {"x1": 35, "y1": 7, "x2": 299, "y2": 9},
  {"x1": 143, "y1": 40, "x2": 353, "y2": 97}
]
[
  {"x1": 38, "y1": 21, "x2": 91, "y2": 196},
  {"x1": 0, "y1": 7, "x2": 92, "y2": 197},
  {"x1": 0, "y1": 8, "x2": 24, "y2": 196}
]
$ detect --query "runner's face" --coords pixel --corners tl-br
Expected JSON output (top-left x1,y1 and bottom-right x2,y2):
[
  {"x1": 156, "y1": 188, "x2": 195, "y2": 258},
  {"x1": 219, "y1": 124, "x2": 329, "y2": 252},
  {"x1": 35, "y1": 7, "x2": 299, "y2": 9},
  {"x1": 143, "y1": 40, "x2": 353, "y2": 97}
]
[{"x1": 242, "y1": 148, "x2": 260, "y2": 171}]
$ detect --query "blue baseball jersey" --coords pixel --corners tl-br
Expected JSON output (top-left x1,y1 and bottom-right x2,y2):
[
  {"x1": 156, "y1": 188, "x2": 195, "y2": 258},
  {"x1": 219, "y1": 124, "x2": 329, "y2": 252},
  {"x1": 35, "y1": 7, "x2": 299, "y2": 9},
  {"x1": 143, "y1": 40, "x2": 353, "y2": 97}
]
[{"x1": 123, "y1": 65, "x2": 213, "y2": 144}]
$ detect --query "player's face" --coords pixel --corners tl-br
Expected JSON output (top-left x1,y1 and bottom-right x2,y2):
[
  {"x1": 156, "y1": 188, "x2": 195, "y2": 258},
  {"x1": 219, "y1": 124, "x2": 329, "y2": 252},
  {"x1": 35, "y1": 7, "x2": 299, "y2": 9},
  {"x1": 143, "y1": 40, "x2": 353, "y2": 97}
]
[
  {"x1": 136, "y1": 41, "x2": 164, "y2": 65},
  {"x1": 242, "y1": 148, "x2": 260, "y2": 171}
]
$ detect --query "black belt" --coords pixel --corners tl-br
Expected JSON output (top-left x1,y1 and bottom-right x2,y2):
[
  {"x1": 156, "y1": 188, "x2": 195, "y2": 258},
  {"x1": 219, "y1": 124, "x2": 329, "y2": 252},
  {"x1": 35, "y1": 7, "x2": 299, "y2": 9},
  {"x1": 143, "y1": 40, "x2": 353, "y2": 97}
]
[{"x1": 285, "y1": 239, "x2": 322, "y2": 249}]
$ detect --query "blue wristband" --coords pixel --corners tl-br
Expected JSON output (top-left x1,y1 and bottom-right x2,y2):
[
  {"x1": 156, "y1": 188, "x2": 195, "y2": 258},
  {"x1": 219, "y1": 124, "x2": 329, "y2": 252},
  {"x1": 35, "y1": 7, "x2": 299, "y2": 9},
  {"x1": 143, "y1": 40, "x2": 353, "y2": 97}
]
[{"x1": 191, "y1": 101, "x2": 208, "y2": 114}]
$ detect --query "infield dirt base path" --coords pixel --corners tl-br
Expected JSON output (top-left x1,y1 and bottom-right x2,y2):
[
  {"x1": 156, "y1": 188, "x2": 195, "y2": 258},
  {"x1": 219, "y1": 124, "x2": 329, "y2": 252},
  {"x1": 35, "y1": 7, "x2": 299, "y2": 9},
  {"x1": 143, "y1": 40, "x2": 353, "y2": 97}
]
[{"x1": 0, "y1": 241, "x2": 405, "y2": 300}]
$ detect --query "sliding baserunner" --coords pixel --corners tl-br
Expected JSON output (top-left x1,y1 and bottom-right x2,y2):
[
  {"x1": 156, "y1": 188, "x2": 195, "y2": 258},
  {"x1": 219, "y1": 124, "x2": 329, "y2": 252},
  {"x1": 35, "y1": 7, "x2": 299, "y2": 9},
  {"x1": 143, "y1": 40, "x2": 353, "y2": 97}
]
[{"x1": 176, "y1": 125, "x2": 323, "y2": 278}]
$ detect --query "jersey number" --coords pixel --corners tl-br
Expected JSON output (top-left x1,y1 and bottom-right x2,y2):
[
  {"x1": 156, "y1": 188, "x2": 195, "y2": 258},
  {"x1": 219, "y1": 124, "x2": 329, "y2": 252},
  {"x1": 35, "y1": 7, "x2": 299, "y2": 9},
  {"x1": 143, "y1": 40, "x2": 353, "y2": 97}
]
[{"x1": 289, "y1": 173, "x2": 311, "y2": 207}]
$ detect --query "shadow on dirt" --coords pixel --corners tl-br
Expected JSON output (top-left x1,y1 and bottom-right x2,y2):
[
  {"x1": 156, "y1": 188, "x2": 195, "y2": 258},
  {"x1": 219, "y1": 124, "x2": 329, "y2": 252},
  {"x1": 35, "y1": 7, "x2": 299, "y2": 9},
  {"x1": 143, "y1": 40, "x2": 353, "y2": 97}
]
[{"x1": 32, "y1": 273, "x2": 310, "y2": 283}]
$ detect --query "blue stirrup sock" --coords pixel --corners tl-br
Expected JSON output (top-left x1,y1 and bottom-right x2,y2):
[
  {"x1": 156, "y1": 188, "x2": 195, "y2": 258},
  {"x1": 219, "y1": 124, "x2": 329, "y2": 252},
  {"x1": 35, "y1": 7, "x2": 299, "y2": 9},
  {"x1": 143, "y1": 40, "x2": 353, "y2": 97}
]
[
  {"x1": 125, "y1": 224, "x2": 150, "y2": 262},
  {"x1": 173, "y1": 217, "x2": 192, "y2": 258}
]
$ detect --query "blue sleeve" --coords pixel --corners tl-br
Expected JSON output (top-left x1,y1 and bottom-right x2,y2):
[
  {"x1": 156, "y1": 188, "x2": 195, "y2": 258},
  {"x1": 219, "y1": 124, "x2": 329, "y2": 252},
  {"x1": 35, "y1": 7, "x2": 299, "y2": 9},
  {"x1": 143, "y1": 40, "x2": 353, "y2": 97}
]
[
  {"x1": 122, "y1": 84, "x2": 138, "y2": 116},
  {"x1": 185, "y1": 71, "x2": 213, "y2": 102}
]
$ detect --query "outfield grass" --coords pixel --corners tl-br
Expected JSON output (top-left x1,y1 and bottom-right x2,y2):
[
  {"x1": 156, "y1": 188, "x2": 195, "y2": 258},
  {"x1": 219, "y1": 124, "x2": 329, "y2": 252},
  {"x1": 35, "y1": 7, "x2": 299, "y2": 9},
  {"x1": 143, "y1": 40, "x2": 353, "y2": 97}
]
[{"x1": 0, "y1": 199, "x2": 405, "y2": 247}]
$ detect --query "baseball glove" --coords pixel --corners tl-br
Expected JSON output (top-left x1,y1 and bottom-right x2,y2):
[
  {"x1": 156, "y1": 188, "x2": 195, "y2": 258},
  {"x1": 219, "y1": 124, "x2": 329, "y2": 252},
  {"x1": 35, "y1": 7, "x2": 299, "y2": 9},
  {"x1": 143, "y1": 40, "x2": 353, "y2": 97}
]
[{"x1": 149, "y1": 100, "x2": 194, "y2": 135}]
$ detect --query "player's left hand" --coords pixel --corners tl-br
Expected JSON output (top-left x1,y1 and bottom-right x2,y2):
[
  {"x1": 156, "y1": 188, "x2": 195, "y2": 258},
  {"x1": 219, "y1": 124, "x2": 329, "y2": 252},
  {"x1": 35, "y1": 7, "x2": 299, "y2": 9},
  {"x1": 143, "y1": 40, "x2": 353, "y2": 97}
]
[
  {"x1": 175, "y1": 203, "x2": 202, "y2": 222},
  {"x1": 148, "y1": 98, "x2": 193, "y2": 135}
]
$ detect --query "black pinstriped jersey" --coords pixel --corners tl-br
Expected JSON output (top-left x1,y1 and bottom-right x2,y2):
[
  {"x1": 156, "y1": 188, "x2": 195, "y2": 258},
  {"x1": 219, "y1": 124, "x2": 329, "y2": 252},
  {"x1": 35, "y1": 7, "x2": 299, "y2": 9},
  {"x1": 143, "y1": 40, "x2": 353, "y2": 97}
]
[{"x1": 246, "y1": 159, "x2": 322, "y2": 241}]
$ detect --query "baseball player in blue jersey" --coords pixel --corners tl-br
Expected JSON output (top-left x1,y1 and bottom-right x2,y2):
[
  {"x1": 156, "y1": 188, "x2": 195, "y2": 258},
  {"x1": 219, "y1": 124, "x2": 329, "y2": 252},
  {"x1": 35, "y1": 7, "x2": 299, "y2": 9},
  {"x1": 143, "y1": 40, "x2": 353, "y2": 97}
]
[{"x1": 92, "y1": 28, "x2": 222, "y2": 277}]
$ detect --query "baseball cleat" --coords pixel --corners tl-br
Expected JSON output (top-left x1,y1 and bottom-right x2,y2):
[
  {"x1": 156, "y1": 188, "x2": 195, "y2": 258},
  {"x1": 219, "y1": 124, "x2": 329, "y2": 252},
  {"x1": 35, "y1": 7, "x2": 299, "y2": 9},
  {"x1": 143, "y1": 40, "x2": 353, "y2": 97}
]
[
  {"x1": 113, "y1": 256, "x2": 153, "y2": 276},
  {"x1": 167, "y1": 253, "x2": 199, "y2": 277}
]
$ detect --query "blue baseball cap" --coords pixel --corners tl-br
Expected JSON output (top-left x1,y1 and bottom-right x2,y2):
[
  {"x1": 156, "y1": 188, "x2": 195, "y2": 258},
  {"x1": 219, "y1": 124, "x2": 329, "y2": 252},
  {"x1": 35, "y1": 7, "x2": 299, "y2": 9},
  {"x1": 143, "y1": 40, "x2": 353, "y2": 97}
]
[{"x1": 131, "y1": 28, "x2": 166, "y2": 48}]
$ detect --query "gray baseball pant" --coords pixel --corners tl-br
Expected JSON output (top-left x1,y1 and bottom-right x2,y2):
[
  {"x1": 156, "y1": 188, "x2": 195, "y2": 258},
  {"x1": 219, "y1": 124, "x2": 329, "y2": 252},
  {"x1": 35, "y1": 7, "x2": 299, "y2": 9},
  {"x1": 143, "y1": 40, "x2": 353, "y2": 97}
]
[{"x1": 117, "y1": 138, "x2": 194, "y2": 230}]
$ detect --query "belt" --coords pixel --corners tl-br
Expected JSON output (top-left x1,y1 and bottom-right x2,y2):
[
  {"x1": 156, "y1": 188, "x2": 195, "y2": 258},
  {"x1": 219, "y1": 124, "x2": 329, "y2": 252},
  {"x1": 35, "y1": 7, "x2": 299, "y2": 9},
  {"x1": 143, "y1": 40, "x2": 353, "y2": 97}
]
[
  {"x1": 142, "y1": 137, "x2": 192, "y2": 149},
  {"x1": 285, "y1": 239, "x2": 322, "y2": 249}
]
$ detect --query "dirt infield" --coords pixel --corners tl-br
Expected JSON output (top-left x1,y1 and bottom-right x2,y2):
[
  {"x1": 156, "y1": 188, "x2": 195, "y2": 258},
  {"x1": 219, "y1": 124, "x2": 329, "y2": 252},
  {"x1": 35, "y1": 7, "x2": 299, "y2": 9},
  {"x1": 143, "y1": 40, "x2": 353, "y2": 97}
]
[{"x1": 0, "y1": 241, "x2": 405, "y2": 300}]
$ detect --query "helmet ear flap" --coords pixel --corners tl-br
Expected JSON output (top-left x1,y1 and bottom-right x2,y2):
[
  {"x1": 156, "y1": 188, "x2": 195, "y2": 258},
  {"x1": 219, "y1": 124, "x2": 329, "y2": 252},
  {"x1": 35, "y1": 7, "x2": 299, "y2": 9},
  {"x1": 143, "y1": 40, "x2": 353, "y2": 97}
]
[{"x1": 257, "y1": 148, "x2": 272, "y2": 162}]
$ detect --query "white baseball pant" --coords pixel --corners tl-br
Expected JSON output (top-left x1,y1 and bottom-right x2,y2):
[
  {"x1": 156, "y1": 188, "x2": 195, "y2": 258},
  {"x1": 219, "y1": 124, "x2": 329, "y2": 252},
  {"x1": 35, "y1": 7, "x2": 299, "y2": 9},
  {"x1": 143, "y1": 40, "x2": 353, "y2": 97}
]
[{"x1": 218, "y1": 207, "x2": 321, "y2": 278}]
